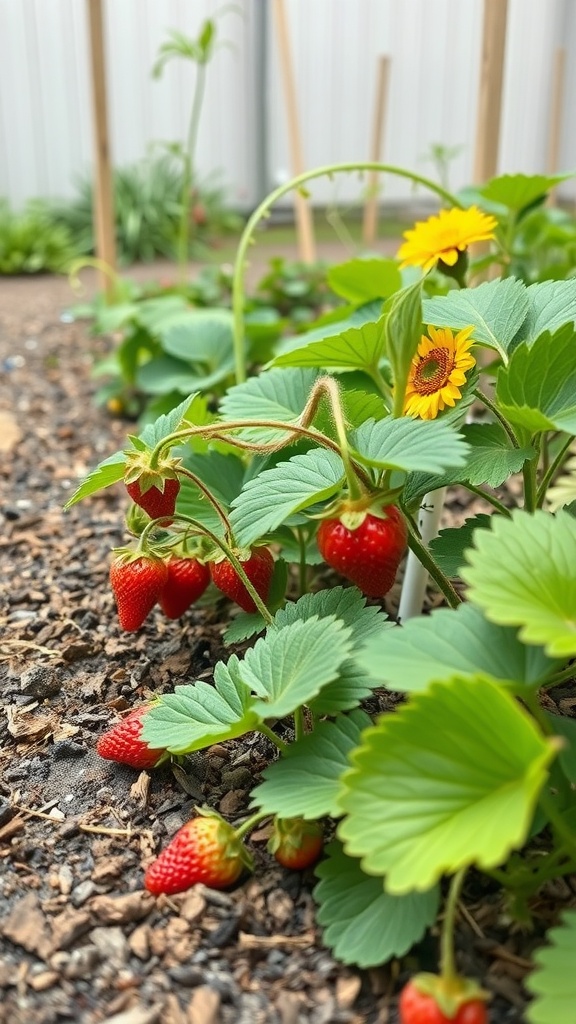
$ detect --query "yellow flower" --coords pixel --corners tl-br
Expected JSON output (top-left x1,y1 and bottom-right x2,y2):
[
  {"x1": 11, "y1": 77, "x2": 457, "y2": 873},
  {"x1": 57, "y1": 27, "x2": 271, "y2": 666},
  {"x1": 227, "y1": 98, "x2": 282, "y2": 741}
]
[
  {"x1": 397, "y1": 206, "x2": 497, "y2": 274},
  {"x1": 404, "y1": 325, "x2": 476, "y2": 420}
]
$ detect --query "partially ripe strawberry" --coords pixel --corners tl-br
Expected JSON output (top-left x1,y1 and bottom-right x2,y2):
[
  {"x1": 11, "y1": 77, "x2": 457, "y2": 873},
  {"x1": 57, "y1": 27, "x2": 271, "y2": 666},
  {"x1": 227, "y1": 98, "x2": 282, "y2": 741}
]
[
  {"x1": 317, "y1": 503, "x2": 407, "y2": 598},
  {"x1": 109, "y1": 554, "x2": 168, "y2": 631},
  {"x1": 269, "y1": 817, "x2": 323, "y2": 870},
  {"x1": 96, "y1": 705, "x2": 166, "y2": 770},
  {"x1": 399, "y1": 977, "x2": 489, "y2": 1024},
  {"x1": 210, "y1": 547, "x2": 274, "y2": 613},
  {"x1": 144, "y1": 813, "x2": 253, "y2": 895},
  {"x1": 126, "y1": 476, "x2": 180, "y2": 521},
  {"x1": 159, "y1": 557, "x2": 210, "y2": 619}
]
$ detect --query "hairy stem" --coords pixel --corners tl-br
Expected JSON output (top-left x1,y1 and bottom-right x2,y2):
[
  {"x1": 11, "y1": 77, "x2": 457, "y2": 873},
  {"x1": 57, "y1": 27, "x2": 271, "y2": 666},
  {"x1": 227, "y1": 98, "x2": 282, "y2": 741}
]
[
  {"x1": 473, "y1": 388, "x2": 520, "y2": 448},
  {"x1": 258, "y1": 723, "x2": 288, "y2": 754},
  {"x1": 440, "y1": 869, "x2": 467, "y2": 983}
]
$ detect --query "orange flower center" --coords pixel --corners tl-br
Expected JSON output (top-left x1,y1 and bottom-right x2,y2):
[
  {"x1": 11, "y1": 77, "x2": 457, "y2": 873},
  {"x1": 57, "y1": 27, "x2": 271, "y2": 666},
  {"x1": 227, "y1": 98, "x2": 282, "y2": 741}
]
[{"x1": 412, "y1": 347, "x2": 454, "y2": 395}]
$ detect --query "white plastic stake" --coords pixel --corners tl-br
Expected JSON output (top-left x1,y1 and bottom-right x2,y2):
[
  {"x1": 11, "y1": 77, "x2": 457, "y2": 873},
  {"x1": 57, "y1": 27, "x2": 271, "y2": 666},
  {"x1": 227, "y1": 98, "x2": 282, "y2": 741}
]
[{"x1": 397, "y1": 488, "x2": 446, "y2": 623}]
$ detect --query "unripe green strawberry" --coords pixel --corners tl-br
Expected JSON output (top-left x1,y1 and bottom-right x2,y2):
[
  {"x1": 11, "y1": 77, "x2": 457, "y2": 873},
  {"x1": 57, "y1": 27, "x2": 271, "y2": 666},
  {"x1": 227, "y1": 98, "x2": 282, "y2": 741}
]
[
  {"x1": 399, "y1": 977, "x2": 489, "y2": 1024},
  {"x1": 96, "y1": 705, "x2": 166, "y2": 770},
  {"x1": 210, "y1": 547, "x2": 274, "y2": 613},
  {"x1": 126, "y1": 476, "x2": 180, "y2": 520},
  {"x1": 109, "y1": 554, "x2": 168, "y2": 631},
  {"x1": 144, "y1": 813, "x2": 253, "y2": 895},
  {"x1": 317, "y1": 503, "x2": 407, "y2": 597},
  {"x1": 159, "y1": 557, "x2": 210, "y2": 619},
  {"x1": 268, "y1": 817, "x2": 323, "y2": 870}
]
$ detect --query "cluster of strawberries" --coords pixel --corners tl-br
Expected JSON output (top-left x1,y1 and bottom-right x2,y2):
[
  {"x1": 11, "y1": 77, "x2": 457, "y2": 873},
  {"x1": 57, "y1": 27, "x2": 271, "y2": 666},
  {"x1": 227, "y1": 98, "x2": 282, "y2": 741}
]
[{"x1": 112, "y1": 474, "x2": 274, "y2": 631}]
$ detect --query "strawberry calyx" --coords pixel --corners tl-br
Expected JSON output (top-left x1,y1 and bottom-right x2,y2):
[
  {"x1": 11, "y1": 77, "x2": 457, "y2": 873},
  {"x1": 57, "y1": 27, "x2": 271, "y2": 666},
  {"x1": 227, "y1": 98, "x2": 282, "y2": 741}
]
[
  {"x1": 196, "y1": 805, "x2": 255, "y2": 874},
  {"x1": 320, "y1": 488, "x2": 405, "y2": 533},
  {"x1": 124, "y1": 450, "x2": 181, "y2": 493},
  {"x1": 267, "y1": 816, "x2": 322, "y2": 856},
  {"x1": 408, "y1": 972, "x2": 489, "y2": 1018},
  {"x1": 111, "y1": 542, "x2": 165, "y2": 566}
]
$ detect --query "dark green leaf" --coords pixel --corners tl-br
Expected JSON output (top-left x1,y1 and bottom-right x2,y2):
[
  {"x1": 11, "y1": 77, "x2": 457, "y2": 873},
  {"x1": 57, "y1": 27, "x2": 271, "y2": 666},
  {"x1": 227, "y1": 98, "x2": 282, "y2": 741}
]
[
  {"x1": 496, "y1": 325, "x2": 576, "y2": 435},
  {"x1": 429, "y1": 514, "x2": 494, "y2": 577}
]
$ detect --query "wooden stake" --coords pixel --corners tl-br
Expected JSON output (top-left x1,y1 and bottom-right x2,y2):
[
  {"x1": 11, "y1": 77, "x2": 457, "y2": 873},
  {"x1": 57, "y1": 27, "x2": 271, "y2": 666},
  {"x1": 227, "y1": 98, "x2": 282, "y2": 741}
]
[
  {"x1": 547, "y1": 46, "x2": 566, "y2": 203},
  {"x1": 272, "y1": 0, "x2": 316, "y2": 263},
  {"x1": 362, "y1": 55, "x2": 391, "y2": 245},
  {"x1": 473, "y1": 0, "x2": 509, "y2": 183},
  {"x1": 86, "y1": 0, "x2": 116, "y2": 297}
]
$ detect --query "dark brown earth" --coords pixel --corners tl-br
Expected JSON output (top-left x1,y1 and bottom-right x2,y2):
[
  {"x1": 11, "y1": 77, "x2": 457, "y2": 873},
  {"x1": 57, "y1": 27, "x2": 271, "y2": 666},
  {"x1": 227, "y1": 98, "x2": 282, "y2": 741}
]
[{"x1": 0, "y1": 257, "x2": 568, "y2": 1024}]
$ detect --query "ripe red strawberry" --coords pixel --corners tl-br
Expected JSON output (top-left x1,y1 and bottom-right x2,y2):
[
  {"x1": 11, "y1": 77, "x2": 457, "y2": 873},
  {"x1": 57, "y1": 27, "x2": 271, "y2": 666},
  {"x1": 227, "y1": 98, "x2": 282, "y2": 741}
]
[
  {"x1": 268, "y1": 817, "x2": 323, "y2": 870},
  {"x1": 96, "y1": 705, "x2": 166, "y2": 770},
  {"x1": 144, "y1": 813, "x2": 253, "y2": 895},
  {"x1": 109, "y1": 554, "x2": 168, "y2": 631},
  {"x1": 159, "y1": 557, "x2": 210, "y2": 619},
  {"x1": 317, "y1": 503, "x2": 407, "y2": 597},
  {"x1": 399, "y1": 978, "x2": 488, "y2": 1024},
  {"x1": 210, "y1": 547, "x2": 274, "y2": 613},
  {"x1": 126, "y1": 476, "x2": 180, "y2": 521}
]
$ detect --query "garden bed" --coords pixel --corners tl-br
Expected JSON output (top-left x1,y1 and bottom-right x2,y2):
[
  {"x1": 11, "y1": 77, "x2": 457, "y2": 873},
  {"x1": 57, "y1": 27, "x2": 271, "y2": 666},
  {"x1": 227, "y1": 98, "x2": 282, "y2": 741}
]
[{"x1": 0, "y1": 267, "x2": 571, "y2": 1024}]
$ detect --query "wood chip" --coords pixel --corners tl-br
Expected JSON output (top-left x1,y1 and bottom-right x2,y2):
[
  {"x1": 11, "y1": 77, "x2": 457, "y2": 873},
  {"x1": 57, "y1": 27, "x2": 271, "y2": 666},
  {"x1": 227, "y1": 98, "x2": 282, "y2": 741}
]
[
  {"x1": 186, "y1": 986, "x2": 221, "y2": 1024},
  {"x1": 0, "y1": 892, "x2": 52, "y2": 959},
  {"x1": 238, "y1": 931, "x2": 314, "y2": 950},
  {"x1": 0, "y1": 411, "x2": 22, "y2": 452}
]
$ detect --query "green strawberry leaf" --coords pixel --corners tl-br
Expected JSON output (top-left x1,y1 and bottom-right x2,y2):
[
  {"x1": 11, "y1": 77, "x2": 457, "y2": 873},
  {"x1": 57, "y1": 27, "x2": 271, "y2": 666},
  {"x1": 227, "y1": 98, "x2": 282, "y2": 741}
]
[
  {"x1": 456, "y1": 422, "x2": 535, "y2": 487},
  {"x1": 63, "y1": 450, "x2": 126, "y2": 508},
  {"x1": 358, "y1": 603, "x2": 557, "y2": 692},
  {"x1": 142, "y1": 656, "x2": 260, "y2": 754},
  {"x1": 385, "y1": 280, "x2": 423, "y2": 402},
  {"x1": 337, "y1": 676, "x2": 558, "y2": 893},
  {"x1": 314, "y1": 842, "x2": 440, "y2": 968},
  {"x1": 222, "y1": 612, "x2": 267, "y2": 646},
  {"x1": 242, "y1": 616, "x2": 353, "y2": 720},
  {"x1": 544, "y1": 714, "x2": 576, "y2": 785},
  {"x1": 273, "y1": 585, "x2": 391, "y2": 645},
  {"x1": 428, "y1": 514, "x2": 494, "y2": 578},
  {"x1": 252, "y1": 710, "x2": 372, "y2": 819},
  {"x1": 515, "y1": 280, "x2": 576, "y2": 346},
  {"x1": 461, "y1": 509, "x2": 576, "y2": 657},
  {"x1": 351, "y1": 416, "x2": 469, "y2": 474},
  {"x1": 138, "y1": 392, "x2": 199, "y2": 447},
  {"x1": 229, "y1": 448, "x2": 344, "y2": 548},
  {"x1": 422, "y1": 278, "x2": 529, "y2": 361},
  {"x1": 272, "y1": 318, "x2": 387, "y2": 373},
  {"x1": 496, "y1": 325, "x2": 576, "y2": 435},
  {"x1": 306, "y1": 662, "x2": 377, "y2": 715},
  {"x1": 219, "y1": 367, "x2": 318, "y2": 444},
  {"x1": 275, "y1": 301, "x2": 384, "y2": 357},
  {"x1": 327, "y1": 257, "x2": 401, "y2": 303},
  {"x1": 525, "y1": 911, "x2": 576, "y2": 1024},
  {"x1": 479, "y1": 172, "x2": 572, "y2": 212}
]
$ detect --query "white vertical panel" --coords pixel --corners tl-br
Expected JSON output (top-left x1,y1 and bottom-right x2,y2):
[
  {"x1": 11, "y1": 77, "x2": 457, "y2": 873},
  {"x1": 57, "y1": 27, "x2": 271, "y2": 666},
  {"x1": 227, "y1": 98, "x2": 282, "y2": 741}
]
[{"x1": 1, "y1": 0, "x2": 575, "y2": 211}]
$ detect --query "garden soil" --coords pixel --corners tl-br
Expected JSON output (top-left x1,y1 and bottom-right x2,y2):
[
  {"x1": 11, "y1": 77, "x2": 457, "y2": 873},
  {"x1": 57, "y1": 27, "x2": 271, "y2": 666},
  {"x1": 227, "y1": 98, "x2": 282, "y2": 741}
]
[{"x1": 0, "y1": 256, "x2": 571, "y2": 1024}]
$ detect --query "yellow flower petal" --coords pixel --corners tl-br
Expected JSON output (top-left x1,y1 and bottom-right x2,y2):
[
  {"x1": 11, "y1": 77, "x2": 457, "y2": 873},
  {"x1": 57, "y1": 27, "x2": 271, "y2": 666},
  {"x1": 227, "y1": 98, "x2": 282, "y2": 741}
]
[
  {"x1": 397, "y1": 206, "x2": 497, "y2": 274},
  {"x1": 402, "y1": 325, "x2": 477, "y2": 420}
]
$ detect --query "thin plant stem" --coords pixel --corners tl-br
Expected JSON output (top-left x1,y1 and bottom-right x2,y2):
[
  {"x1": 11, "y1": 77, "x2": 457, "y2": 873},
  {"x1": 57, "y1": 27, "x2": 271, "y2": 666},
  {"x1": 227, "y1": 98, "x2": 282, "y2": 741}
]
[
  {"x1": 176, "y1": 466, "x2": 232, "y2": 536},
  {"x1": 538, "y1": 788, "x2": 576, "y2": 862},
  {"x1": 366, "y1": 366, "x2": 393, "y2": 409},
  {"x1": 293, "y1": 706, "x2": 305, "y2": 742},
  {"x1": 232, "y1": 162, "x2": 463, "y2": 385},
  {"x1": 296, "y1": 528, "x2": 309, "y2": 597},
  {"x1": 460, "y1": 482, "x2": 514, "y2": 518},
  {"x1": 540, "y1": 661, "x2": 576, "y2": 691},
  {"x1": 440, "y1": 869, "x2": 467, "y2": 982},
  {"x1": 523, "y1": 442, "x2": 541, "y2": 513},
  {"x1": 234, "y1": 809, "x2": 271, "y2": 842},
  {"x1": 536, "y1": 434, "x2": 574, "y2": 507},
  {"x1": 406, "y1": 521, "x2": 462, "y2": 609},
  {"x1": 258, "y1": 723, "x2": 288, "y2": 754},
  {"x1": 474, "y1": 388, "x2": 520, "y2": 448},
  {"x1": 178, "y1": 61, "x2": 207, "y2": 284}
]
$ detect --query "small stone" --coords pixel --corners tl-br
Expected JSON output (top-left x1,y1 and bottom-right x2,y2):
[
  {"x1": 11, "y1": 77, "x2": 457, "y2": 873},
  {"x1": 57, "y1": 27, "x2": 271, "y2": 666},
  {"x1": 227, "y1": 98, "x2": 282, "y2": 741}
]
[
  {"x1": 50, "y1": 907, "x2": 92, "y2": 950},
  {"x1": 89, "y1": 891, "x2": 154, "y2": 925},
  {"x1": 71, "y1": 880, "x2": 96, "y2": 907},
  {"x1": 127, "y1": 923, "x2": 150, "y2": 960},
  {"x1": 62, "y1": 944, "x2": 101, "y2": 979},
  {"x1": 58, "y1": 864, "x2": 74, "y2": 895},
  {"x1": 52, "y1": 740, "x2": 87, "y2": 759},
  {"x1": 186, "y1": 985, "x2": 221, "y2": 1024},
  {"x1": 179, "y1": 891, "x2": 206, "y2": 925},
  {"x1": 28, "y1": 970, "x2": 60, "y2": 992},
  {"x1": 0, "y1": 892, "x2": 52, "y2": 959},
  {"x1": 89, "y1": 926, "x2": 128, "y2": 965},
  {"x1": 20, "y1": 665, "x2": 60, "y2": 698}
]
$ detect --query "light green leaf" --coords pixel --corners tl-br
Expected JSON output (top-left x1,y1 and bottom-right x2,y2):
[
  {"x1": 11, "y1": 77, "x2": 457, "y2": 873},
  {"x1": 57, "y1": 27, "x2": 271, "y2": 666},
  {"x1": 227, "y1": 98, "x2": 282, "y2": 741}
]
[
  {"x1": 461, "y1": 509, "x2": 576, "y2": 657},
  {"x1": 422, "y1": 278, "x2": 529, "y2": 361},
  {"x1": 273, "y1": 585, "x2": 390, "y2": 646},
  {"x1": 515, "y1": 280, "x2": 576, "y2": 346},
  {"x1": 219, "y1": 367, "x2": 318, "y2": 444},
  {"x1": 222, "y1": 612, "x2": 266, "y2": 646},
  {"x1": 181, "y1": 451, "x2": 246, "y2": 506},
  {"x1": 351, "y1": 417, "x2": 469, "y2": 474},
  {"x1": 142, "y1": 657, "x2": 260, "y2": 754},
  {"x1": 138, "y1": 392, "x2": 198, "y2": 447},
  {"x1": 338, "y1": 676, "x2": 558, "y2": 894},
  {"x1": 229, "y1": 448, "x2": 344, "y2": 548},
  {"x1": 161, "y1": 309, "x2": 234, "y2": 362},
  {"x1": 306, "y1": 662, "x2": 377, "y2": 715},
  {"x1": 456, "y1": 423, "x2": 535, "y2": 487},
  {"x1": 242, "y1": 616, "x2": 353, "y2": 720},
  {"x1": 314, "y1": 842, "x2": 439, "y2": 968},
  {"x1": 358, "y1": 603, "x2": 557, "y2": 692},
  {"x1": 479, "y1": 172, "x2": 572, "y2": 211},
  {"x1": 272, "y1": 318, "x2": 387, "y2": 372},
  {"x1": 274, "y1": 301, "x2": 383, "y2": 357},
  {"x1": 176, "y1": 475, "x2": 227, "y2": 536},
  {"x1": 428, "y1": 515, "x2": 494, "y2": 578},
  {"x1": 526, "y1": 911, "x2": 576, "y2": 1024},
  {"x1": 64, "y1": 450, "x2": 126, "y2": 508},
  {"x1": 327, "y1": 258, "x2": 401, "y2": 303},
  {"x1": 252, "y1": 711, "x2": 372, "y2": 819},
  {"x1": 545, "y1": 714, "x2": 576, "y2": 785},
  {"x1": 133, "y1": 294, "x2": 191, "y2": 333},
  {"x1": 386, "y1": 280, "x2": 423, "y2": 401},
  {"x1": 496, "y1": 325, "x2": 576, "y2": 435}
]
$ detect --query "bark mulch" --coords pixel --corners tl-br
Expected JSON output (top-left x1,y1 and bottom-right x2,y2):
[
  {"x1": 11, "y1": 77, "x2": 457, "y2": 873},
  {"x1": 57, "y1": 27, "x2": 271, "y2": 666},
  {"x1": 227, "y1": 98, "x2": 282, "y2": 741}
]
[{"x1": 0, "y1": 267, "x2": 570, "y2": 1024}]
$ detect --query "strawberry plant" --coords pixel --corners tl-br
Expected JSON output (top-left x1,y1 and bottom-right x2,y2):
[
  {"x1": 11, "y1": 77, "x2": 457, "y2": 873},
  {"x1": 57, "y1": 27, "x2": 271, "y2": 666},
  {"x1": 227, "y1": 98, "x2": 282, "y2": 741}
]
[{"x1": 66, "y1": 163, "x2": 576, "y2": 1022}]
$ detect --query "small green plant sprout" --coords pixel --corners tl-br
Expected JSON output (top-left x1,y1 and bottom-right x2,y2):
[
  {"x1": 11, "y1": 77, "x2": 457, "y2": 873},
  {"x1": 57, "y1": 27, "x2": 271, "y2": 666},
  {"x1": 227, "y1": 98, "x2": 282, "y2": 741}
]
[{"x1": 67, "y1": 161, "x2": 576, "y2": 1017}]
